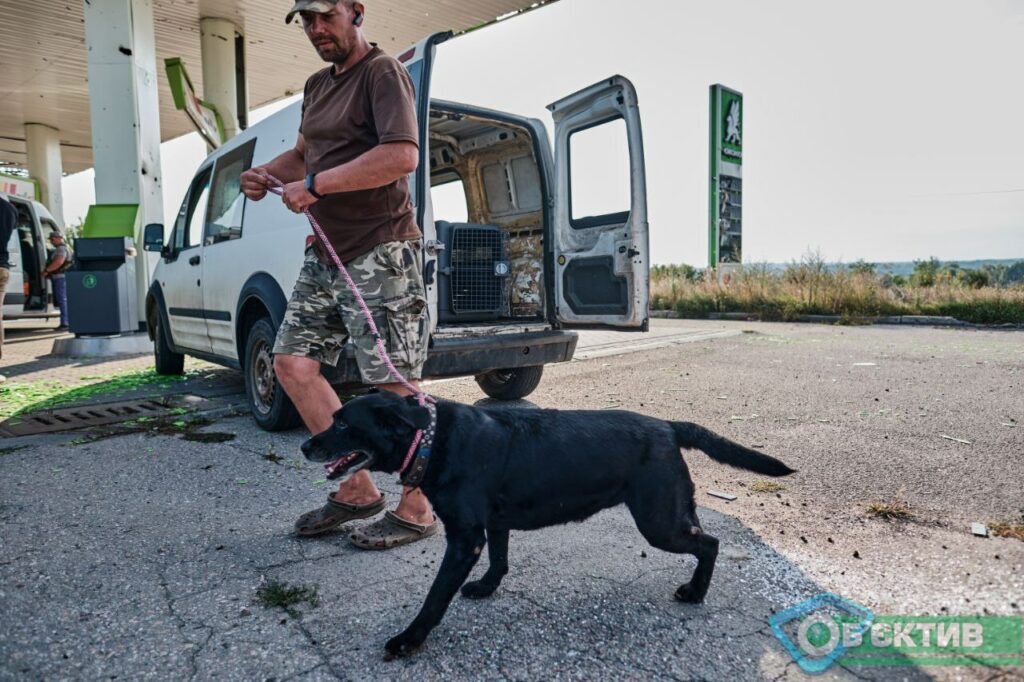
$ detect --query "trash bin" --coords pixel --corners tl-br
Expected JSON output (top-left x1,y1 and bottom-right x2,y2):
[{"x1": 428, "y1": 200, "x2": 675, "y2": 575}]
[{"x1": 67, "y1": 237, "x2": 139, "y2": 335}]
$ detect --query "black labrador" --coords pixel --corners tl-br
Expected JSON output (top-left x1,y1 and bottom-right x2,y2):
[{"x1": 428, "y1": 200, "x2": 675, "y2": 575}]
[{"x1": 301, "y1": 391, "x2": 794, "y2": 658}]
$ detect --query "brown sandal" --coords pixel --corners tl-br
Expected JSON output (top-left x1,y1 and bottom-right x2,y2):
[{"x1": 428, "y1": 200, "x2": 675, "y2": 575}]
[
  {"x1": 348, "y1": 510, "x2": 439, "y2": 550},
  {"x1": 294, "y1": 494, "x2": 387, "y2": 537}
]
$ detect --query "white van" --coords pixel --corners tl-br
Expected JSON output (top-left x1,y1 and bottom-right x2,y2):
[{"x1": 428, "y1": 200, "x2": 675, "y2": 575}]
[
  {"x1": 143, "y1": 32, "x2": 650, "y2": 431},
  {"x1": 2, "y1": 191, "x2": 63, "y2": 321}
]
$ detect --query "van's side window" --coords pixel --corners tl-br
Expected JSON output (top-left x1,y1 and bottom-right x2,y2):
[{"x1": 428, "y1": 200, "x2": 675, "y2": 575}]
[
  {"x1": 205, "y1": 139, "x2": 256, "y2": 246},
  {"x1": 173, "y1": 167, "x2": 212, "y2": 252},
  {"x1": 40, "y1": 218, "x2": 60, "y2": 241},
  {"x1": 568, "y1": 117, "x2": 631, "y2": 229}
]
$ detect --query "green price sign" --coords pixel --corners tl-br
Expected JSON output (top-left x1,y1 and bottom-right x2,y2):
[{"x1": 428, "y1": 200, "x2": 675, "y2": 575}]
[{"x1": 82, "y1": 274, "x2": 98, "y2": 289}]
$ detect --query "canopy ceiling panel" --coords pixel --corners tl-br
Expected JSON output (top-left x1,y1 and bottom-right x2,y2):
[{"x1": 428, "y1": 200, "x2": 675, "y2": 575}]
[{"x1": 0, "y1": 0, "x2": 548, "y2": 173}]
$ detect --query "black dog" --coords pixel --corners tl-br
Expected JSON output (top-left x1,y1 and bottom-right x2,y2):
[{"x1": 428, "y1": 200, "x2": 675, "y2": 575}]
[{"x1": 301, "y1": 391, "x2": 794, "y2": 658}]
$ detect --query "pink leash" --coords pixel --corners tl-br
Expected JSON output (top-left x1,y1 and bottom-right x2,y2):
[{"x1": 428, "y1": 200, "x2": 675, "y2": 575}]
[{"x1": 262, "y1": 173, "x2": 431, "y2": 476}]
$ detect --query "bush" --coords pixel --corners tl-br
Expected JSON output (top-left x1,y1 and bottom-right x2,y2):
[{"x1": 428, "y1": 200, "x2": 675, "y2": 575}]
[{"x1": 910, "y1": 257, "x2": 941, "y2": 287}]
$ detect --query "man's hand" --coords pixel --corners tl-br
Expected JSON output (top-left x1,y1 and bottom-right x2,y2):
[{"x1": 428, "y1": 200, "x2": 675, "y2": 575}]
[
  {"x1": 282, "y1": 181, "x2": 318, "y2": 213},
  {"x1": 240, "y1": 167, "x2": 271, "y2": 201}
]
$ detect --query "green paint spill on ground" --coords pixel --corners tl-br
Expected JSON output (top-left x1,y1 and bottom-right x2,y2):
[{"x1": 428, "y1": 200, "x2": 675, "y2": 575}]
[{"x1": 0, "y1": 368, "x2": 200, "y2": 419}]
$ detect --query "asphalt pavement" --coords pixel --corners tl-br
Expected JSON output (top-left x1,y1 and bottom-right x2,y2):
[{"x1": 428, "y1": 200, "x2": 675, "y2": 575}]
[{"x1": 1, "y1": 319, "x2": 1021, "y2": 680}]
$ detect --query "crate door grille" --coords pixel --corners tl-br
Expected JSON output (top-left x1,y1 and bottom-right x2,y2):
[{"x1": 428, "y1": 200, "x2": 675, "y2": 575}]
[{"x1": 450, "y1": 227, "x2": 507, "y2": 314}]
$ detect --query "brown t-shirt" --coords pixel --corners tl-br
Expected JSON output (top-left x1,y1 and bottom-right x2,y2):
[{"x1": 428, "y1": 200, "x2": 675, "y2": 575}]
[{"x1": 301, "y1": 46, "x2": 421, "y2": 264}]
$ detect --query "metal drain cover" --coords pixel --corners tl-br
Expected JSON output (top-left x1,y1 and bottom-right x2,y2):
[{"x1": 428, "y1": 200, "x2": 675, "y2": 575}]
[{"x1": 0, "y1": 399, "x2": 173, "y2": 437}]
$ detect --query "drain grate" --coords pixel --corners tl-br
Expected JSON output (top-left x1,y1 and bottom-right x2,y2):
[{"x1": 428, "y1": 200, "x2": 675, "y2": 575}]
[{"x1": 0, "y1": 399, "x2": 173, "y2": 437}]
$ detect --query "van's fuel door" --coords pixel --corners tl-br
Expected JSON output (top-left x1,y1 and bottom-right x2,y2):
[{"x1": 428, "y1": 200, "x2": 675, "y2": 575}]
[{"x1": 547, "y1": 75, "x2": 649, "y2": 329}]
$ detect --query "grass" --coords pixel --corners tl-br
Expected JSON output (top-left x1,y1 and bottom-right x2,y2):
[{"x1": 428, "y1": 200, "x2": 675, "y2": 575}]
[
  {"x1": 750, "y1": 480, "x2": 785, "y2": 493},
  {"x1": 651, "y1": 256, "x2": 1024, "y2": 325},
  {"x1": 988, "y1": 521, "x2": 1024, "y2": 542},
  {"x1": 865, "y1": 501, "x2": 915, "y2": 521},
  {"x1": 256, "y1": 580, "x2": 320, "y2": 616}
]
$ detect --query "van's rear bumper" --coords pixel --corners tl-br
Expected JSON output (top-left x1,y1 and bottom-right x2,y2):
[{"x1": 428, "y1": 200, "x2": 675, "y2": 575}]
[{"x1": 324, "y1": 330, "x2": 578, "y2": 384}]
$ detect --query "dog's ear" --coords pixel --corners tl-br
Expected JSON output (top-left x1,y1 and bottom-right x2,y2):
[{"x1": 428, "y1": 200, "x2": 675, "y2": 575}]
[{"x1": 379, "y1": 400, "x2": 431, "y2": 430}]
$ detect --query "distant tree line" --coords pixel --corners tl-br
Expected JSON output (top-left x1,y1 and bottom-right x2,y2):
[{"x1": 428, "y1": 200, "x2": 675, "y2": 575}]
[{"x1": 652, "y1": 258, "x2": 1024, "y2": 290}]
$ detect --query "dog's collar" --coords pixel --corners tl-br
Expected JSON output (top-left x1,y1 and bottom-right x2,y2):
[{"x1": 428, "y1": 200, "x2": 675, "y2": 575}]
[{"x1": 399, "y1": 401, "x2": 437, "y2": 488}]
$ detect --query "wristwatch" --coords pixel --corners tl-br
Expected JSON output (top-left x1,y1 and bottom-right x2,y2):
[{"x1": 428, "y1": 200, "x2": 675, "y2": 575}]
[{"x1": 305, "y1": 173, "x2": 324, "y2": 199}]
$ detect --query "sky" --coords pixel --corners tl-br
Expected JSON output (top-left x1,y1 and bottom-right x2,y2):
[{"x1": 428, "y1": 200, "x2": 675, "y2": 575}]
[{"x1": 62, "y1": 0, "x2": 1024, "y2": 266}]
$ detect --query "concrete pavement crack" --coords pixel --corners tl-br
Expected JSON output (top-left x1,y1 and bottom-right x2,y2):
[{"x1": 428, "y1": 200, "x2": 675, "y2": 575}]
[
  {"x1": 280, "y1": 662, "x2": 326, "y2": 681},
  {"x1": 186, "y1": 628, "x2": 214, "y2": 682},
  {"x1": 157, "y1": 565, "x2": 215, "y2": 680},
  {"x1": 774, "y1": 659, "x2": 801, "y2": 682},
  {"x1": 291, "y1": 617, "x2": 345, "y2": 681}
]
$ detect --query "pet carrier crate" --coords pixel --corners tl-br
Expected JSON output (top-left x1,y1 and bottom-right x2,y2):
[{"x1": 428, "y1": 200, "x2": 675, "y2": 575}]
[{"x1": 435, "y1": 221, "x2": 511, "y2": 322}]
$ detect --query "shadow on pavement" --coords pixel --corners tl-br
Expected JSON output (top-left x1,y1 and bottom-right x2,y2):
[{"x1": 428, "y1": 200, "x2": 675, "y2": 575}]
[{"x1": 0, "y1": 419, "x2": 934, "y2": 680}]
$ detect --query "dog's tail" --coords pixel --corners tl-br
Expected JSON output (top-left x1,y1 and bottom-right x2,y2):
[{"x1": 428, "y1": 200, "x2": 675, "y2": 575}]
[{"x1": 671, "y1": 422, "x2": 795, "y2": 477}]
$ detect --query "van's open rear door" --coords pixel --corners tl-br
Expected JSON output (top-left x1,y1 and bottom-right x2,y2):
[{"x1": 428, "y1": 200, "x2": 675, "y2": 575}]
[
  {"x1": 398, "y1": 31, "x2": 451, "y2": 228},
  {"x1": 548, "y1": 76, "x2": 649, "y2": 329}
]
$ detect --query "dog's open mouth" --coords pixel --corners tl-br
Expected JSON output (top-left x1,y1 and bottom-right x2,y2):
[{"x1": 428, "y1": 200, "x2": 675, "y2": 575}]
[{"x1": 325, "y1": 451, "x2": 371, "y2": 480}]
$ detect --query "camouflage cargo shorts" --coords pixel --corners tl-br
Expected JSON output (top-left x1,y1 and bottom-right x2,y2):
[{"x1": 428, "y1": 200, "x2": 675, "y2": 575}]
[{"x1": 272, "y1": 240, "x2": 429, "y2": 384}]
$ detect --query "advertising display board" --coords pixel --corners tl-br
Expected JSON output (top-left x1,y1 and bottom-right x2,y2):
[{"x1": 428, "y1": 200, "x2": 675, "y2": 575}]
[
  {"x1": 0, "y1": 173, "x2": 39, "y2": 201},
  {"x1": 165, "y1": 57, "x2": 225, "y2": 149},
  {"x1": 709, "y1": 84, "x2": 743, "y2": 267}
]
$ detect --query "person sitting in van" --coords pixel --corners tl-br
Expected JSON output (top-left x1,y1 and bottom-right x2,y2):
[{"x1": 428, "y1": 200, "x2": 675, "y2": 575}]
[
  {"x1": 43, "y1": 230, "x2": 71, "y2": 330},
  {"x1": 240, "y1": 0, "x2": 436, "y2": 549},
  {"x1": 0, "y1": 196, "x2": 16, "y2": 382}
]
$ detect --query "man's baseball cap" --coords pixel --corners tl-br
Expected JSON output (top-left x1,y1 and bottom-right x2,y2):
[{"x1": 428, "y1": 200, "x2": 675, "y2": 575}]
[
  {"x1": 49, "y1": 229, "x2": 63, "y2": 238},
  {"x1": 285, "y1": 0, "x2": 338, "y2": 24}
]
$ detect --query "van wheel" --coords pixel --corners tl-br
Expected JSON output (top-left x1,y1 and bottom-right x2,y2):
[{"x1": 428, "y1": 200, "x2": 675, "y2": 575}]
[
  {"x1": 154, "y1": 315, "x2": 185, "y2": 376},
  {"x1": 475, "y1": 366, "x2": 544, "y2": 401},
  {"x1": 244, "y1": 317, "x2": 302, "y2": 431}
]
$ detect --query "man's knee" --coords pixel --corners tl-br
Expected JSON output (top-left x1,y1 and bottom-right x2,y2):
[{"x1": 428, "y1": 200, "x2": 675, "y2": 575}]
[{"x1": 274, "y1": 354, "x2": 320, "y2": 385}]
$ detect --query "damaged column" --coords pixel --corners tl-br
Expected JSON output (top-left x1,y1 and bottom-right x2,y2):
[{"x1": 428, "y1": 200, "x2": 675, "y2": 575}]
[
  {"x1": 200, "y1": 17, "x2": 247, "y2": 141},
  {"x1": 82, "y1": 0, "x2": 164, "y2": 332}
]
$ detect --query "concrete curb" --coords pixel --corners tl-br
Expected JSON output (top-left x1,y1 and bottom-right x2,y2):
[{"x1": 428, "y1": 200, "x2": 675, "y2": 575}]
[
  {"x1": 51, "y1": 332, "x2": 152, "y2": 357},
  {"x1": 648, "y1": 310, "x2": 1023, "y2": 329}
]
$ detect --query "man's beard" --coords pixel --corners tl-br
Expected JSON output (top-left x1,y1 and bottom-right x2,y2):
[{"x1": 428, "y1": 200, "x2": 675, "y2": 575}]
[{"x1": 314, "y1": 39, "x2": 349, "y2": 64}]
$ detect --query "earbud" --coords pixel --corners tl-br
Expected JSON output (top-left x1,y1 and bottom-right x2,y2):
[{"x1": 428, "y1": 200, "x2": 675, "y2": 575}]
[{"x1": 353, "y1": 11, "x2": 363, "y2": 26}]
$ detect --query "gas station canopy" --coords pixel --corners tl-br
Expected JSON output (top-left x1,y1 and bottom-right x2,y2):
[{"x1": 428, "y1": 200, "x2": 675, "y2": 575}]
[{"x1": 0, "y1": 0, "x2": 546, "y2": 173}]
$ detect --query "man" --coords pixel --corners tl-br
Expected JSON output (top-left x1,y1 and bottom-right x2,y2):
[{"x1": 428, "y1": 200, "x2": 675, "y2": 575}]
[
  {"x1": 43, "y1": 230, "x2": 70, "y2": 331},
  {"x1": 240, "y1": 0, "x2": 436, "y2": 549},
  {"x1": 0, "y1": 196, "x2": 16, "y2": 383}
]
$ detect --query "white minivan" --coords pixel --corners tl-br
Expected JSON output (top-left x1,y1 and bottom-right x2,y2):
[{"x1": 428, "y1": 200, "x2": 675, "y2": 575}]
[
  {"x1": 143, "y1": 31, "x2": 650, "y2": 431},
  {"x1": 2, "y1": 191, "x2": 63, "y2": 321}
]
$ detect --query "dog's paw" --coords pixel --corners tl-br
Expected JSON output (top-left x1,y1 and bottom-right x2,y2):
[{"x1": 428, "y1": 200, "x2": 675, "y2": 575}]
[
  {"x1": 384, "y1": 632, "x2": 423, "y2": 660},
  {"x1": 461, "y1": 580, "x2": 497, "y2": 600},
  {"x1": 673, "y1": 583, "x2": 706, "y2": 604}
]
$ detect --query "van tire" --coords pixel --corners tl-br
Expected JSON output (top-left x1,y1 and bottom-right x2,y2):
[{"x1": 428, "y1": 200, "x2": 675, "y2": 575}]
[
  {"x1": 154, "y1": 316, "x2": 185, "y2": 376},
  {"x1": 244, "y1": 317, "x2": 302, "y2": 431},
  {"x1": 475, "y1": 366, "x2": 544, "y2": 401}
]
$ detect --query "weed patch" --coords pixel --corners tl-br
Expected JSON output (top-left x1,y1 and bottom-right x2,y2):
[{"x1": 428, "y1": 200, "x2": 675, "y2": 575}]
[
  {"x1": 750, "y1": 480, "x2": 785, "y2": 493},
  {"x1": 256, "y1": 580, "x2": 320, "y2": 617},
  {"x1": 988, "y1": 521, "x2": 1024, "y2": 542},
  {"x1": 865, "y1": 501, "x2": 914, "y2": 521}
]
